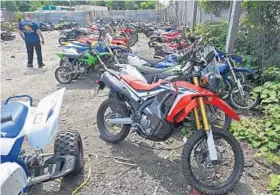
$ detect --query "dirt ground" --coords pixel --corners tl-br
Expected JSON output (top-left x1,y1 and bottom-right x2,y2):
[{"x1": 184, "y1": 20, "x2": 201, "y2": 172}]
[{"x1": 1, "y1": 31, "x2": 274, "y2": 195}]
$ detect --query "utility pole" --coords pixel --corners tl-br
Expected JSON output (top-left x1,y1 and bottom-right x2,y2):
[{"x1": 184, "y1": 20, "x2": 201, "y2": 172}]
[
  {"x1": 225, "y1": 0, "x2": 242, "y2": 53},
  {"x1": 191, "y1": 0, "x2": 198, "y2": 31}
]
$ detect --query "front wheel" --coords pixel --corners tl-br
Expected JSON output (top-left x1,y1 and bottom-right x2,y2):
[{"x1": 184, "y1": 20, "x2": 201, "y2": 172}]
[
  {"x1": 229, "y1": 83, "x2": 260, "y2": 109},
  {"x1": 54, "y1": 131, "x2": 84, "y2": 175},
  {"x1": 148, "y1": 40, "x2": 158, "y2": 48},
  {"x1": 97, "y1": 99, "x2": 131, "y2": 143},
  {"x1": 55, "y1": 67, "x2": 73, "y2": 84},
  {"x1": 182, "y1": 127, "x2": 244, "y2": 194},
  {"x1": 58, "y1": 37, "x2": 68, "y2": 45}
]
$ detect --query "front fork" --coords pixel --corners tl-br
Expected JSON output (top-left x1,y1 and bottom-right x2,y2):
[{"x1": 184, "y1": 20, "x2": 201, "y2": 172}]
[
  {"x1": 229, "y1": 62, "x2": 245, "y2": 99},
  {"x1": 193, "y1": 77, "x2": 218, "y2": 161}
]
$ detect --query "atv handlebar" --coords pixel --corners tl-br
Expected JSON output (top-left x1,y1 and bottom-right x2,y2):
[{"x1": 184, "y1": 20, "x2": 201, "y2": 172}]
[{"x1": 4, "y1": 95, "x2": 33, "y2": 106}]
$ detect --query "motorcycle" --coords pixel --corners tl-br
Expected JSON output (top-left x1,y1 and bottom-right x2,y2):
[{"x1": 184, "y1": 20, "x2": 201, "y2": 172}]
[
  {"x1": 58, "y1": 28, "x2": 87, "y2": 45},
  {"x1": 38, "y1": 22, "x2": 55, "y2": 31},
  {"x1": 1, "y1": 30, "x2": 16, "y2": 41},
  {"x1": 1, "y1": 89, "x2": 84, "y2": 194},
  {"x1": 55, "y1": 42, "x2": 119, "y2": 84},
  {"x1": 214, "y1": 48, "x2": 260, "y2": 109},
  {"x1": 93, "y1": 46, "x2": 244, "y2": 195}
]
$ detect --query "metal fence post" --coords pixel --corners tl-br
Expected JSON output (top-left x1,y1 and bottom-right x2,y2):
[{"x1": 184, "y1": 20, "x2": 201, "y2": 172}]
[
  {"x1": 191, "y1": 0, "x2": 198, "y2": 30},
  {"x1": 225, "y1": 0, "x2": 242, "y2": 53}
]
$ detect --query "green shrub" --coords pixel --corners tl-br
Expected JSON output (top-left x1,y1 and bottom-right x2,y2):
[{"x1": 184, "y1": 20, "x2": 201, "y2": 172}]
[
  {"x1": 231, "y1": 68, "x2": 280, "y2": 165},
  {"x1": 194, "y1": 19, "x2": 228, "y2": 50}
]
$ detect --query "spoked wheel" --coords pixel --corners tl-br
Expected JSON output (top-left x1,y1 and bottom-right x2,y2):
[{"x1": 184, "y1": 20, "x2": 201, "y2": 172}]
[
  {"x1": 127, "y1": 33, "x2": 138, "y2": 47},
  {"x1": 148, "y1": 40, "x2": 159, "y2": 48},
  {"x1": 58, "y1": 37, "x2": 68, "y2": 45},
  {"x1": 229, "y1": 83, "x2": 260, "y2": 109},
  {"x1": 55, "y1": 67, "x2": 73, "y2": 84},
  {"x1": 207, "y1": 105, "x2": 232, "y2": 130},
  {"x1": 59, "y1": 59, "x2": 80, "y2": 80},
  {"x1": 97, "y1": 99, "x2": 130, "y2": 143},
  {"x1": 182, "y1": 127, "x2": 244, "y2": 194},
  {"x1": 219, "y1": 78, "x2": 232, "y2": 100}
]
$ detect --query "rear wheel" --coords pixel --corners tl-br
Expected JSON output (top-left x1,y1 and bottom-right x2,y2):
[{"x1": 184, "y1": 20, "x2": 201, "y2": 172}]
[
  {"x1": 97, "y1": 99, "x2": 130, "y2": 143},
  {"x1": 54, "y1": 130, "x2": 84, "y2": 175},
  {"x1": 182, "y1": 127, "x2": 244, "y2": 194},
  {"x1": 127, "y1": 33, "x2": 138, "y2": 47}
]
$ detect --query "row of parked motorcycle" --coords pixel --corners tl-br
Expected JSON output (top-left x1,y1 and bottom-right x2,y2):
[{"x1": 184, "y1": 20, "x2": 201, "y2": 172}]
[
  {"x1": 55, "y1": 19, "x2": 260, "y2": 110},
  {"x1": 1, "y1": 19, "x2": 261, "y2": 195}
]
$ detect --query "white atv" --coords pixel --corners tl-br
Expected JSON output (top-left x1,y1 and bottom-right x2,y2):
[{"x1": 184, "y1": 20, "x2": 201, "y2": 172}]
[{"x1": 0, "y1": 88, "x2": 84, "y2": 195}]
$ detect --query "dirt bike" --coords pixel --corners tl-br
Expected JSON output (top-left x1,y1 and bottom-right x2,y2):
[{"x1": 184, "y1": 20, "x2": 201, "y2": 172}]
[
  {"x1": 93, "y1": 46, "x2": 244, "y2": 194},
  {"x1": 214, "y1": 48, "x2": 260, "y2": 109},
  {"x1": 55, "y1": 43, "x2": 115, "y2": 84},
  {"x1": 114, "y1": 48, "x2": 232, "y2": 130}
]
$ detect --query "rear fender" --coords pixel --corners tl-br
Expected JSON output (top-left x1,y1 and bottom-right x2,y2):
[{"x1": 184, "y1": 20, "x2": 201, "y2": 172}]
[
  {"x1": 110, "y1": 46, "x2": 128, "y2": 53},
  {"x1": 233, "y1": 67, "x2": 255, "y2": 75},
  {"x1": 112, "y1": 40, "x2": 127, "y2": 46}
]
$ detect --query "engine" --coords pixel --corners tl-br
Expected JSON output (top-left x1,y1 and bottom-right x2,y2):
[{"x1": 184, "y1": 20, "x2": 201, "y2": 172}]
[{"x1": 137, "y1": 91, "x2": 176, "y2": 141}]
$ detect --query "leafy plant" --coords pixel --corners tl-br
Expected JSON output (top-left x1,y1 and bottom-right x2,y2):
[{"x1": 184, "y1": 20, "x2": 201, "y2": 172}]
[
  {"x1": 194, "y1": 19, "x2": 228, "y2": 50},
  {"x1": 269, "y1": 174, "x2": 280, "y2": 194},
  {"x1": 231, "y1": 73, "x2": 280, "y2": 166},
  {"x1": 199, "y1": 1, "x2": 230, "y2": 17}
]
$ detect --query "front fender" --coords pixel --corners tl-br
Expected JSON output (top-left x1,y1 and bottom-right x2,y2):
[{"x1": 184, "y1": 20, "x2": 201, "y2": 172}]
[
  {"x1": 98, "y1": 52, "x2": 114, "y2": 57},
  {"x1": 170, "y1": 96, "x2": 239, "y2": 123},
  {"x1": 204, "y1": 96, "x2": 240, "y2": 121},
  {"x1": 56, "y1": 53, "x2": 63, "y2": 58}
]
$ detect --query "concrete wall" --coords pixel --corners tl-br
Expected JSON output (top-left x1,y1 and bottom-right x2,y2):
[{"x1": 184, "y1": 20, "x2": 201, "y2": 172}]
[
  {"x1": 74, "y1": 5, "x2": 108, "y2": 12},
  {"x1": 96, "y1": 10, "x2": 158, "y2": 22},
  {"x1": 160, "y1": 1, "x2": 231, "y2": 26},
  {"x1": 26, "y1": 11, "x2": 86, "y2": 24}
]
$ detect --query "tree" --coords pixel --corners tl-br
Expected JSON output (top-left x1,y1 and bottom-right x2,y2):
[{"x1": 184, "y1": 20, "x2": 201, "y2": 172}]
[
  {"x1": 140, "y1": 2, "x2": 148, "y2": 9},
  {"x1": 111, "y1": 1, "x2": 125, "y2": 10},
  {"x1": 146, "y1": 0, "x2": 155, "y2": 9},
  {"x1": 16, "y1": 1, "x2": 31, "y2": 12},
  {"x1": 199, "y1": 1, "x2": 230, "y2": 17},
  {"x1": 29, "y1": 1, "x2": 43, "y2": 11},
  {"x1": 2, "y1": 1, "x2": 19, "y2": 12},
  {"x1": 125, "y1": 0, "x2": 138, "y2": 10},
  {"x1": 16, "y1": 11, "x2": 23, "y2": 22}
]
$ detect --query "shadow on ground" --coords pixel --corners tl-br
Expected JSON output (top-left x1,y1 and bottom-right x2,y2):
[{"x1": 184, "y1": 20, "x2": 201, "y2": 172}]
[
  {"x1": 111, "y1": 140, "x2": 189, "y2": 195},
  {"x1": 29, "y1": 171, "x2": 85, "y2": 195},
  {"x1": 56, "y1": 74, "x2": 100, "y2": 90}
]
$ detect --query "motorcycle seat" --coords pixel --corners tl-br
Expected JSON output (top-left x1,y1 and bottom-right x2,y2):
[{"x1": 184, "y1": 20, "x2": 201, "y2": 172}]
[
  {"x1": 71, "y1": 42, "x2": 88, "y2": 47},
  {"x1": 120, "y1": 74, "x2": 166, "y2": 91},
  {"x1": 61, "y1": 51, "x2": 87, "y2": 59},
  {"x1": 140, "y1": 57, "x2": 165, "y2": 66},
  {"x1": 134, "y1": 64, "x2": 171, "y2": 74},
  {"x1": 1, "y1": 102, "x2": 28, "y2": 138}
]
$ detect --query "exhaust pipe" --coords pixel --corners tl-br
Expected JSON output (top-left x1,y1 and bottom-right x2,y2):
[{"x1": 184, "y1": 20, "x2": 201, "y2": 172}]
[{"x1": 106, "y1": 117, "x2": 132, "y2": 125}]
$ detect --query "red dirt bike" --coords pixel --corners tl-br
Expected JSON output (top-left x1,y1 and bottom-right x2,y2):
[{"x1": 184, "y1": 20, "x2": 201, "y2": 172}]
[
  {"x1": 148, "y1": 32, "x2": 183, "y2": 48},
  {"x1": 94, "y1": 47, "x2": 244, "y2": 194},
  {"x1": 119, "y1": 27, "x2": 138, "y2": 47}
]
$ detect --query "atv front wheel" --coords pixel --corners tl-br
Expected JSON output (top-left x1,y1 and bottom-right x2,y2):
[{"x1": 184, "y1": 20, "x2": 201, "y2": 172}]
[{"x1": 54, "y1": 131, "x2": 84, "y2": 175}]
